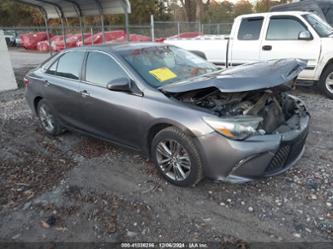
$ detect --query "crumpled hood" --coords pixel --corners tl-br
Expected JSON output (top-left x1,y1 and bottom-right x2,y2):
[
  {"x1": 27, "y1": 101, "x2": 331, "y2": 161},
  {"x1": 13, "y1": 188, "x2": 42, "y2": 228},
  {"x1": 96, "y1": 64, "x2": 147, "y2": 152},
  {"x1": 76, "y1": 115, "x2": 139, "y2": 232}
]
[{"x1": 159, "y1": 58, "x2": 307, "y2": 93}]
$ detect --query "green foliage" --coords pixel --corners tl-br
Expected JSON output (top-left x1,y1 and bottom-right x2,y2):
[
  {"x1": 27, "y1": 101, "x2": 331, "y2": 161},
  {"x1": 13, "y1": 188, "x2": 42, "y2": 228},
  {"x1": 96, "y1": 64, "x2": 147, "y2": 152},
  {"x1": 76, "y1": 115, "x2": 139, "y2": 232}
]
[
  {"x1": 0, "y1": 0, "x2": 43, "y2": 26},
  {"x1": 0, "y1": 0, "x2": 299, "y2": 27},
  {"x1": 255, "y1": 0, "x2": 282, "y2": 13},
  {"x1": 106, "y1": 0, "x2": 172, "y2": 25},
  {"x1": 234, "y1": 0, "x2": 254, "y2": 17},
  {"x1": 203, "y1": 1, "x2": 235, "y2": 23}
]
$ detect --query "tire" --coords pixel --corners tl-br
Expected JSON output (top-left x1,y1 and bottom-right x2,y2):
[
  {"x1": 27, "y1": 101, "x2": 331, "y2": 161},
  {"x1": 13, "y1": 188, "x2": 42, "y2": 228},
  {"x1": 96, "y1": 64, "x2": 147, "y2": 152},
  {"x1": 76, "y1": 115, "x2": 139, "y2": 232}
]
[
  {"x1": 36, "y1": 100, "x2": 64, "y2": 136},
  {"x1": 151, "y1": 127, "x2": 203, "y2": 187},
  {"x1": 319, "y1": 64, "x2": 333, "y2": 99}
]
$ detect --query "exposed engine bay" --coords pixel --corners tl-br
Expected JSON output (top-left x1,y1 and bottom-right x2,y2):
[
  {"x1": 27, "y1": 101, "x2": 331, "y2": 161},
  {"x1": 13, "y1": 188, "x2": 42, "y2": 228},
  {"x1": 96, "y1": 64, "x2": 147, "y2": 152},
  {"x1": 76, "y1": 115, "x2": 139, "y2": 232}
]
[{"x1": 171, "y1": 87, "x2": 307, "y2": 134}]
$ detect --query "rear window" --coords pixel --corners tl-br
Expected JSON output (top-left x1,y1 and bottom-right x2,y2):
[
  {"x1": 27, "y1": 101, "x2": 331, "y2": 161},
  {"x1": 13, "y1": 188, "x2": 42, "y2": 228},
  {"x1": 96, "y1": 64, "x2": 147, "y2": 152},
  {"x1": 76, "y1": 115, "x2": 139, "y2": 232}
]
[
  {"x1": 238, "y1": 17, "x2": 264, "y2": 40},
  {"x1": 56, "y1": 52, "x2": 85, "y2": 80}
]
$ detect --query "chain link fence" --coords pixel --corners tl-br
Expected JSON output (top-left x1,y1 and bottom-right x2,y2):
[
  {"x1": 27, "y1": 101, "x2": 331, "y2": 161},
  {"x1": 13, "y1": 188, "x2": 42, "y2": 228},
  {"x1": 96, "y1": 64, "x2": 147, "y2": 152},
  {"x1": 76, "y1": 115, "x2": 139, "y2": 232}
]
[
  {"x1": 1, "y1": 20, "x2": 232, "y2": 39},
  {"x1": 201, "y1": 23, "x2": 233, "y2": 35},
  {"x1": 1, "y1": 19, "x2": 233, "y2": 51},
  {"x1": 154, "y1": 21, "x2": 201, "y2": 38}
]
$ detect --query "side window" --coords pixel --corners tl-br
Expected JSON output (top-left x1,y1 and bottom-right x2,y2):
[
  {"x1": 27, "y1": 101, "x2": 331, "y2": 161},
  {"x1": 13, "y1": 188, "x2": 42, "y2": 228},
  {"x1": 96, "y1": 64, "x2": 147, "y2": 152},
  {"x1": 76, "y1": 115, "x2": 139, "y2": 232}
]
[
  {"x1": 266, "y1": 17, "x2": 307, "y2": 40},
  {"x1": 238, "y1": 17, "x2": 264, "y2": 40},
  {"x1": 56, "y1": 52, "x2": 85, "y2": 80},
  {"x1": 85, "y1": 52, "x2": 128, "y2": 87},
  {"x1": 325, "y1": 8, "x2": 333, "y2": 26},
  {"x1": 46, "y1": 60, "x2": 58, "y2": 75}
]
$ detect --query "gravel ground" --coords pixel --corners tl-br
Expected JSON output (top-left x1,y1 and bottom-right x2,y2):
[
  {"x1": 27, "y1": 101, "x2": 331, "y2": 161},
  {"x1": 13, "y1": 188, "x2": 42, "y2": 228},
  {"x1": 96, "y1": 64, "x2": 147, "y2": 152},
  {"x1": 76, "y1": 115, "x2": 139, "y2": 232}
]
[{"x1": 0, "y1": 68, "x2": 332, "y2": 243}]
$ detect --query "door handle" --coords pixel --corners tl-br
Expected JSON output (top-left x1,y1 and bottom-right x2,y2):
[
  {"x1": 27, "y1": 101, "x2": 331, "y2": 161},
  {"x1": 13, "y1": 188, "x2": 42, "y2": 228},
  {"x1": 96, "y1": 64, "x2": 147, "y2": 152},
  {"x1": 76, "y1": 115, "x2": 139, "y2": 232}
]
[
  {"x1": 262, "y1": 45, "x2": 272, "y2": 51},
  {"x1": 80, "y1": 90, "x2": 90, "y2": 98}
]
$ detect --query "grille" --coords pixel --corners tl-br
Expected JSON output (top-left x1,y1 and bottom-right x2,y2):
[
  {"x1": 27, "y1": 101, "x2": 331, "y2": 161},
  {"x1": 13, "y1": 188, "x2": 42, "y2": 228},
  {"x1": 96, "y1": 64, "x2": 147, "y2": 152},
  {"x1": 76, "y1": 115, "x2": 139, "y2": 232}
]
[
  {"x1": 265, "y1": 145, "x2": 291, "y2": 174},
  {"x1": 288, "y1": 134, "x2": 307, "y2": 162}
]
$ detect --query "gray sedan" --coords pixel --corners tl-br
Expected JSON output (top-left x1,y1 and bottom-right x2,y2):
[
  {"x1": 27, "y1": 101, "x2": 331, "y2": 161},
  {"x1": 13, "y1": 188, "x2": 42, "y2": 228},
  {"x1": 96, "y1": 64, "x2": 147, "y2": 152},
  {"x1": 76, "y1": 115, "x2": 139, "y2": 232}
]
[{"x1": 25, "y1": 43, "x2": 310, "y2": 187}]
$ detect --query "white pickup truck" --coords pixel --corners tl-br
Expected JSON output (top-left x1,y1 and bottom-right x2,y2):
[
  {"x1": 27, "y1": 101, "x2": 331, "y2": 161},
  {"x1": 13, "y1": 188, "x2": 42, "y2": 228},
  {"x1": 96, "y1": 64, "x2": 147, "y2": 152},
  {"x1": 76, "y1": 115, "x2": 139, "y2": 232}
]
[{"x1": 165, "y1": 11, "x2": 333, "y2": 99}]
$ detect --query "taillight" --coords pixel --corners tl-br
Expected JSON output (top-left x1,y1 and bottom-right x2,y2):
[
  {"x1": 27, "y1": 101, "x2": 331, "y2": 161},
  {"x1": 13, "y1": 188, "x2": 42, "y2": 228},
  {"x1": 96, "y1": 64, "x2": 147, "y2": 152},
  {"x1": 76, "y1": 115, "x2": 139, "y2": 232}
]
[{"x1": 23, "y1": 77, "x2": 29, "y2": 88}]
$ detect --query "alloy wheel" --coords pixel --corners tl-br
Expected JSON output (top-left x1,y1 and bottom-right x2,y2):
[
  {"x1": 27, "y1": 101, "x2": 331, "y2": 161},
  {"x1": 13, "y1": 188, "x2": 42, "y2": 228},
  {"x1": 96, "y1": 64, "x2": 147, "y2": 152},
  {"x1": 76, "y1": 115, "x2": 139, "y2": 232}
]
[
  {"x1": 38, "y1": 104, "x2": 55, "y2": 133},
  {"x1": 156, "y1": 139, "x2": 191, "y2": 181},
  {"x1": 325, "y1": 72, "x2": 333, "y2": 94}
]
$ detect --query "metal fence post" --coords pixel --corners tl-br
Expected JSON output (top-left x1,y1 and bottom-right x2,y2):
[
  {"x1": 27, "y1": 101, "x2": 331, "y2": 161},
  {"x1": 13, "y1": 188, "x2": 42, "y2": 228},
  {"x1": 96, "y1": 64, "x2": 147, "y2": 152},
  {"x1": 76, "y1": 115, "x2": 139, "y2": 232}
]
[
  {"x1": 125, "y1": 7, "x2": 129, "y2": 41},
  {"x1": 177, "y1": 22, "x2": 180, "y2": 36},
  {"x1": 101, "y1": 15, "x2": 105, "y2": 43},
  {"x1": 91, "y1": 27, "x2": 94, "y2": 46},
  {"x1": 150, "y1": 15, "x2": 155, "y2": 42}
]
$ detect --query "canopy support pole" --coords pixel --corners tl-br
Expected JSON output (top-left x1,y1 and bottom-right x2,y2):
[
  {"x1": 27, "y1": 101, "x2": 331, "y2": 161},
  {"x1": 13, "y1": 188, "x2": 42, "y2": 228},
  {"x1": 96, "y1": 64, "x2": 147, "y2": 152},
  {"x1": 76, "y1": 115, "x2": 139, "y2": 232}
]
[
  {"x1": 150, "y1": 14, "x2": 155, "y2": 42},
  {"x1": 80, "y1": 16, "x2": 85, "y2": 45},
  {"x1": 101, "y1": 15, "x2": 105, "y2": 43},
  {"x1": 124, "y1": 6, "x2": 129, "y2": 41},
  {"x1": 61, "y1": 18, "x2": 67, "y2": 49},
  {"x1": 43, "y1": 14, "x2": 52, "y2": 55}
]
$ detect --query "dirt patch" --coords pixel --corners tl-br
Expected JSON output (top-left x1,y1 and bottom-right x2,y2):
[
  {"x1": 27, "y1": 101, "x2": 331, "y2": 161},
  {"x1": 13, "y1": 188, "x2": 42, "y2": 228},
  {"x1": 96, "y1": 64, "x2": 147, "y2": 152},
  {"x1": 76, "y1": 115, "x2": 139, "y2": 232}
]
[
  {"x1": 72, "y1": 137, "x2": 118, "y2": 159},
  {"x1": 0, "y1": 89, "x2": 77, "y2": 210},
  {"x1": 0, "y1": 146, "x2": 75, "y2": 209}
]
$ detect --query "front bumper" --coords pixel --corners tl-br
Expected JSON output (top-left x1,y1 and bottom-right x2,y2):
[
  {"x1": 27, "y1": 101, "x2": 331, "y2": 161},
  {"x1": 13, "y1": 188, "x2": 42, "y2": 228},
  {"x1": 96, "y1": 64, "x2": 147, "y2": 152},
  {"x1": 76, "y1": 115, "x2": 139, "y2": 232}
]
[{"x1": 197, "y1": 114, "x2": 310, "y2": 183}]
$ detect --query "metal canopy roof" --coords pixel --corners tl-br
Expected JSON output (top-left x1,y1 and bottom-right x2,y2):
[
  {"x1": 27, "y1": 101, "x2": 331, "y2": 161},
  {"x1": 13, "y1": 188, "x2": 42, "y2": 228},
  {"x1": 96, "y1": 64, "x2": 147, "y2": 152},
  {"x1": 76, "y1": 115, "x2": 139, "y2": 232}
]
[{"x1": 17, "y1": 0, "x2": 131, "y2": 19}]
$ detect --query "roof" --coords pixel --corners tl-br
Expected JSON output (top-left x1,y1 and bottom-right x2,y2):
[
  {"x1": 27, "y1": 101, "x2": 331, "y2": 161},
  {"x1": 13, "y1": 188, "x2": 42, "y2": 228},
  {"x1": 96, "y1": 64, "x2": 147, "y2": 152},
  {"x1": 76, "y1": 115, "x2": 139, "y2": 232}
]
[
  {"x1": 235, "y1": 11, "x2": 311, "y2": 19},
  {"x1": 16, "y1": 0, "x2": 131, "y2": 19},
  {"x1": 70, "y1": 42, "x2": 167, "y2": 53},
  {"x1": 270, "y1": 1, "x2": 326, "y2": 21}
]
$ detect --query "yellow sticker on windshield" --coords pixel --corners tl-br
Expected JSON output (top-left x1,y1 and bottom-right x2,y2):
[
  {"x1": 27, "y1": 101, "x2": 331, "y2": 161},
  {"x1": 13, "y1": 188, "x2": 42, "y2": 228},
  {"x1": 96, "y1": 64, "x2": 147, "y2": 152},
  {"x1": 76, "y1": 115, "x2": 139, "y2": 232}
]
[{"x1": 149, "y1": 67, "x2": 177, "y2": 82}]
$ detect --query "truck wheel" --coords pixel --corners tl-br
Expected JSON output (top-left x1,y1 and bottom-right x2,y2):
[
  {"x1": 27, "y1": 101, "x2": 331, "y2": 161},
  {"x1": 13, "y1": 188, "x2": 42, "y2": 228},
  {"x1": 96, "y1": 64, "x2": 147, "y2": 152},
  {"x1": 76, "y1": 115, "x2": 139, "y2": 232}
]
[
  {"x1": 151, "y1": 127, "x2": 203, "y2": 187},
  {"x1": 319, "y1": 65, "x2": 333, "y2": 99}
]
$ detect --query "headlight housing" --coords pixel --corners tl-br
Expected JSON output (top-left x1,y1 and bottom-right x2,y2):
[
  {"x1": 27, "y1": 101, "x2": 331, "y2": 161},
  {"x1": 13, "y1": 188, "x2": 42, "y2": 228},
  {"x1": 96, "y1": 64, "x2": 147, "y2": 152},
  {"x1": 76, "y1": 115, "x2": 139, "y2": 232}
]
[{"x1": 203, "y1": 115, "x2": 264, "y2": 140}]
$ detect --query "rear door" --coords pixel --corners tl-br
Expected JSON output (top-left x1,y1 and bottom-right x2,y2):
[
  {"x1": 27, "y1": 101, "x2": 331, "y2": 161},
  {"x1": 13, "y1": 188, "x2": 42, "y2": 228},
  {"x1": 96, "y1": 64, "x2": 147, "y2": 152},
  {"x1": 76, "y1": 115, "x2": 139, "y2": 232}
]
[
  {"x1": 230, "y1": 16, "x2": 265, "y2": 65},
  {"x1": 42, "y1": 51, "x2": 85, "y2": 128},
  {"x1": 260, "y1": 15, "x2": 320, "y2": 79},
  {"x1": 78, "y1": 51, "x2": 144, "y2": 148}
]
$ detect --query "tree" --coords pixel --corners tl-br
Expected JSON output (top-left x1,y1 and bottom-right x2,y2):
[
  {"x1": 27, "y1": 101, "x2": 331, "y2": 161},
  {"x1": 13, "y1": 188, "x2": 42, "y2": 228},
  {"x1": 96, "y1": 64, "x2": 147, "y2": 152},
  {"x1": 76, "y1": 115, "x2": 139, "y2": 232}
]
[
  {"x1": 179, "y1": 0, "x2": 211, "y2": 22},
  {"x1": 255, "y1": 0, "x2": 284, "y2": 13},
  {"x1": 234, "y1": 0, "x2": 254, "y2": 17},
  {"x1": 0, "y1": 0, "x2": 43, "y2": 26},
  {"x1": 179, "y1": 0, "x2": 197, "y2": 22},
  {"x1": 203, "y1": 0, "x2": 234, "y2": 23}
]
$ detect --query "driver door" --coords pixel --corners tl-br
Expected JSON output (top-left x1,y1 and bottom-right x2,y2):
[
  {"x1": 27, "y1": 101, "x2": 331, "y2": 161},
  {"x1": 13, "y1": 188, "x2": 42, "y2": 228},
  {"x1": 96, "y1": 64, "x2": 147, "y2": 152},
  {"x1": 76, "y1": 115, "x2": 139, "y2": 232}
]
[{"x1": 78, "y1": 51, "x2": 144, "y2": 149}]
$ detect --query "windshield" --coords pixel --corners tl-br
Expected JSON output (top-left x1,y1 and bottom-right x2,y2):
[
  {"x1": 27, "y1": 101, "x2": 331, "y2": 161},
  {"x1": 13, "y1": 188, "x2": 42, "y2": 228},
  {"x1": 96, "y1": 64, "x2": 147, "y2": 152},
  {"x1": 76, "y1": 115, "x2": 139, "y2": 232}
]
[
  {"x1": 303, "y1": 14, "x2": 333, "y2": 37},
  {"x1": 121, "y1": 46, "x2": 219, "y2": 87}
]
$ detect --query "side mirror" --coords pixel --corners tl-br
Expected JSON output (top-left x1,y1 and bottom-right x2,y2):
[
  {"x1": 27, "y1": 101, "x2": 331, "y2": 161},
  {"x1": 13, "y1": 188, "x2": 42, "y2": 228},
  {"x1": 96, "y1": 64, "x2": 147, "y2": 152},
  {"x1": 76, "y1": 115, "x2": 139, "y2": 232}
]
[
  {"x1": 106, "y1": 78, "x2": 132, "y2": 92},
  {"x1": 298, "y1": 31, "x2": 313, "y2": 41}
]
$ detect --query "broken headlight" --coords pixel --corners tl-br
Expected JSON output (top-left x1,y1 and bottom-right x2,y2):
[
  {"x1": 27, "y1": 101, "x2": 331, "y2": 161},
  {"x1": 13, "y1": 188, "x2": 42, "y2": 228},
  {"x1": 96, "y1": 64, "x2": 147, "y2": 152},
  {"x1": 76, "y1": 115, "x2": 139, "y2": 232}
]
[{"x1": 203, "y1": 116, "x2": 264, "y2": 140}]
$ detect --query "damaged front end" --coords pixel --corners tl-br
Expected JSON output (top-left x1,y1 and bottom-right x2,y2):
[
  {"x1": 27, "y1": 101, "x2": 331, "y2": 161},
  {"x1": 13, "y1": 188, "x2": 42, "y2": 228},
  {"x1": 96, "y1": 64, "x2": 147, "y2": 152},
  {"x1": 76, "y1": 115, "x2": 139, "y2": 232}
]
[
  {"x1": 161, "y1": 59, "x2": 310, "y2": 182},
  {"x1": 161, "y1": 58, "x2": 309, "y2": 141},
  {"x1": 171, "y1": 88, "x2": 308, "y2": 141}
]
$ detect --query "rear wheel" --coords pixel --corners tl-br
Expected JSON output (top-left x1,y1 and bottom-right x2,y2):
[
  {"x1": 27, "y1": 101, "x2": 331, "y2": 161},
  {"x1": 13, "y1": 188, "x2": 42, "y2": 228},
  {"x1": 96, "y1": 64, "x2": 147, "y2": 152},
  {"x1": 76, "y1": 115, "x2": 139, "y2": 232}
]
[
  {"x1": 37, "y1": 100, "x2": 64, "y2": 136},
  {"x1": 151, "y1": 127, "x2": 203, "y2": 187},
  {"x1": 319, "y1": 64, "x2": 333, "y2": 99}
]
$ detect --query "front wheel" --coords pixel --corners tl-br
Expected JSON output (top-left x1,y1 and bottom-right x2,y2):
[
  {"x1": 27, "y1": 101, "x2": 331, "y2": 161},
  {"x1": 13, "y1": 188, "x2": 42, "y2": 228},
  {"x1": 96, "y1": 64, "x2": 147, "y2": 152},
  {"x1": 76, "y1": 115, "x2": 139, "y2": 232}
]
[
  {"x1": 151, "y1": 127, "x2": 203, "y2": 187},
  {"x1": 319, "y1": 65, "x2": 333, "y2": 99}
]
